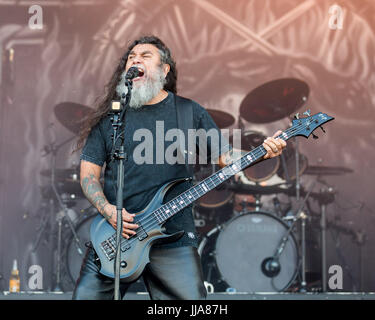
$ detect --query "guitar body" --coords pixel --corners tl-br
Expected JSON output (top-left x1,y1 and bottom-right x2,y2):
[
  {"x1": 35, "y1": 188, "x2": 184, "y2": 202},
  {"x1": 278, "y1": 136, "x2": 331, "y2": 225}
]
[{"x1": 90, "y1": 178, "x2": 186, "y2": 281}]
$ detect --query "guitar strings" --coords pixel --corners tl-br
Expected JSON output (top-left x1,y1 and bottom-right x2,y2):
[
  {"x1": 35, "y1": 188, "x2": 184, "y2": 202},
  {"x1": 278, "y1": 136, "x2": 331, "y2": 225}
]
[{"x1": 109, "y1": 120, "x2": 313, "y2": 251}]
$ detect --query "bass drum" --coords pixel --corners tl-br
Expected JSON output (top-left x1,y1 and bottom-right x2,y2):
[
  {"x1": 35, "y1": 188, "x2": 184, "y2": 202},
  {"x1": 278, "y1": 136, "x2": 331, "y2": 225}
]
[
  {"x1": 198, "y1": 211, "x2": 299, "y2": 292},
  {"x1": 65, "y1": 207, "x2": 96, "y2": 286}
]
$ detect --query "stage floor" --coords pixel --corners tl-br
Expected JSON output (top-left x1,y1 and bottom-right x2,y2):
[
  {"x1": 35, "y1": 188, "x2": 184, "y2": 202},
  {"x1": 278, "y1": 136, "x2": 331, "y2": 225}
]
[{"x1": 1, "y1": 291, "x2": 375, "y2": 300}]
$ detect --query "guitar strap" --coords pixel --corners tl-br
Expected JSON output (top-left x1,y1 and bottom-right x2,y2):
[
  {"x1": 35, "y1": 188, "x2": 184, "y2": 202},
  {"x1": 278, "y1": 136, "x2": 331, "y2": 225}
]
[{"x1": 174, "y1": 94, "x2": 194, "y2": 178}]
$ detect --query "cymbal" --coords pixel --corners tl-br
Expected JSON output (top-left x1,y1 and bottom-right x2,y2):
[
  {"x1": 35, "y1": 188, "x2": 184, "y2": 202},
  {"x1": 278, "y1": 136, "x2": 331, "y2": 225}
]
[
  {"x1": 304, "y1": 165, "x2": 353, "y2": 176},
  {"x1": 239, "y1": 78, "x2": 309, "y2": 123},
  {"x1": 54, "y1": 102, "x2": 92, "y2": 134},
  {"x1": 206, "y1": 109, "x2": 235, "y2": 128}
]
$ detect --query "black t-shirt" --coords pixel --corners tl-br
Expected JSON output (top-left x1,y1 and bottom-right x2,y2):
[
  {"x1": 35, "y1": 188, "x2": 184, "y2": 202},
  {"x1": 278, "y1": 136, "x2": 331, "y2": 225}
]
[{"x1": 80, "y1": 91, "x2": 230, "y2": 248}]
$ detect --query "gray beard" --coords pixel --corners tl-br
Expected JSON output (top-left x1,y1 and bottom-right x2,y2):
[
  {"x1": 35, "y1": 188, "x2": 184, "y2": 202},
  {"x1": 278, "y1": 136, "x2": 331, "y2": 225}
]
[{"x1": 116, "y1": 66, "x2": 166, "y2": 109}]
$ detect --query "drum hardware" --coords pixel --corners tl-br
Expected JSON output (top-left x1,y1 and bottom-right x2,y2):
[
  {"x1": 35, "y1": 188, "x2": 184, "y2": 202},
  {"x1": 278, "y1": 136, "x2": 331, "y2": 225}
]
[
  {"x1": 38, "y1": 132, "x2": 87, "y2": 292},
  {"x1": 194, "y1": 218, "x2": 206, "y2": 228},
  {"x1": 197, "y1": 225, "x2": 224, "y2": 287},
  {"x1": 254, "y1": 194, "x2": 262, "y2": 211},
  {"x1": 327, "y1": 220, "x2": 366, "y2": 291},
  {"x1": 314, "y1": 185, "x2": 336, "y2": 292},
  {"x1": 64, "y1": 207, "x2": 96, "y2": 286},
  {"x1": 264, "y1": 181, "x2": 316, "y2": 292},
  {"x1": 234, "y1": 193, "x2": 257, "y2": 214},
  {"x1": 272, "y1": 197, "x2": 287, "y2": 218}
]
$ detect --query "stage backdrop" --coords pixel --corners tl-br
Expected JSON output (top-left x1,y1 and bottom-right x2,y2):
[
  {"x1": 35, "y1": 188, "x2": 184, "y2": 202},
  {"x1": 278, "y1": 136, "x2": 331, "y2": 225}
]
[{"x1": 0, "y1": 0, "x2": 374, "y2": 292}]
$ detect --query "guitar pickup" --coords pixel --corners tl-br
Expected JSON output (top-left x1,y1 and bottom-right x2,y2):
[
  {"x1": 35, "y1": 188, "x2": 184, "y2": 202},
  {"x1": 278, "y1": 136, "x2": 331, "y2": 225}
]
[
  {"x1": 137, "y1": 223, "x2": 148, "y2": 241},
  {"x1": 121, "y1": 241, "x2": 131, "y2": 252}
]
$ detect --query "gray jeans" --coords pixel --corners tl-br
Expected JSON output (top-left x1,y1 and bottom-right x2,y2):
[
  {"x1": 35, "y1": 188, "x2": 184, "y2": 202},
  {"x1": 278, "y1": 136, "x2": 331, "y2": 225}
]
[{"x1": 72, "y1": 244, "x2": 207, "y2": 300}]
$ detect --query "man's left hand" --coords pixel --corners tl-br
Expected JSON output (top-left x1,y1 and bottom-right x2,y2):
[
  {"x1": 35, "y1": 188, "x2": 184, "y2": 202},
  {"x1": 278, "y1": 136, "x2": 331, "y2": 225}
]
[{"x1": 263, "y1": 130, "x2": 287, "y2": 159}]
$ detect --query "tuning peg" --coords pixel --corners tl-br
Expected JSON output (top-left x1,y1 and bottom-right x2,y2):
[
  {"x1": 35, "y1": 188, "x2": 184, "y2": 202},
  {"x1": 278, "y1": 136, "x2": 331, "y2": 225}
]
[
  {"x1": 294, "y1": 113, "x2": 300, "y2": 120},
  {"x1": 303, "y1": 109, "x2": 311, "y2": 117},
  {"x1": 320, "y1": 126, "x2": 326, "y2": 133},
  {"x1": 312, "y1": 133, "x2": 319, "y2": 139}
]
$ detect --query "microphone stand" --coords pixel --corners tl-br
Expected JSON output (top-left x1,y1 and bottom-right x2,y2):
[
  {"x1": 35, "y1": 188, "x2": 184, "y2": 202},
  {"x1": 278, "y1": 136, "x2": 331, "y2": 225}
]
[{"x1": 111, "y1": 79, "x2": 132, "y2": 300}]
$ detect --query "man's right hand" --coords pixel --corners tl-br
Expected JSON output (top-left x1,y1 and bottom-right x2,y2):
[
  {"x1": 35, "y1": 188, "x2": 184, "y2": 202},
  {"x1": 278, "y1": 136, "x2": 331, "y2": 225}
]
[{"x1": 103, "y1": 204, "x2": 139, "y2": 239}]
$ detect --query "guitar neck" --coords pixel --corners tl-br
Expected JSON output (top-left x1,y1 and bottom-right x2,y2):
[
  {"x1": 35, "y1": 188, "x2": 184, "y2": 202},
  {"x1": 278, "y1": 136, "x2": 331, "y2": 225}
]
[{"x1": 153, "y1": 129, "x2": 294, "y2": 224}]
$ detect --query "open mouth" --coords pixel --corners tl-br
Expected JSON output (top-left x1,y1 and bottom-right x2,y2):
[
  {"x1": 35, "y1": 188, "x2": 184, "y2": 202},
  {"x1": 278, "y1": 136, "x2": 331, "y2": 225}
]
[{"x1": 133, "y1": 67, "x2": 145, "y2": 81}]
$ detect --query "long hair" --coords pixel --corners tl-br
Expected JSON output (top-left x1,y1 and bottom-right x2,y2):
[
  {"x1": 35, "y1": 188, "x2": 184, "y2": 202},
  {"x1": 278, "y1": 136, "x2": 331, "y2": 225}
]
[{"x1": 74, "y1": 35, "x2": 177, "y2": 152}]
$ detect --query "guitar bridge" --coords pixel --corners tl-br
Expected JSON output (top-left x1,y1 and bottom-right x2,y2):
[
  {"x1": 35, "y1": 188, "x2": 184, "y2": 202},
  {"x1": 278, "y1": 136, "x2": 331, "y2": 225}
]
[
  {"x1": 100, "y1": 237, "x2": 116, "y2": 261},
  {"x1": 100, "y1": 223, "x2": 148, "y2": 261}
]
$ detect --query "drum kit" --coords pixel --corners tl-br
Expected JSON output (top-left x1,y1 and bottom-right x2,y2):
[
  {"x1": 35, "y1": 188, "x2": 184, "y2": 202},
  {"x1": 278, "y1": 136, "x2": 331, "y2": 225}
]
[
  {"x1": 193, "y1": 78, "x2": 355, "y2": 293},
  {"x1": 30, "y1": 78, "x2": 355, "y2": 293}
]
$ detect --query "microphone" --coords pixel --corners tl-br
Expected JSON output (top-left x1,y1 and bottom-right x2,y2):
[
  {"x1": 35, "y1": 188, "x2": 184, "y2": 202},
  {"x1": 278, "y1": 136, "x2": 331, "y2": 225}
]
[
  {"x1": 261, "y1": 257, "x2": 281, "y2": 277},
  {"x1": 125, "y1": 66, "x2": 143, "y2": 80}
]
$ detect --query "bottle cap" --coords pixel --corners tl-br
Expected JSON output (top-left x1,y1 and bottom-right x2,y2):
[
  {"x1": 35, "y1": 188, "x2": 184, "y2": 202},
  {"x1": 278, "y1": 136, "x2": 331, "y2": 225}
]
[{"x1": 12, "y1": 259, "x2": 18, "y2": 270}]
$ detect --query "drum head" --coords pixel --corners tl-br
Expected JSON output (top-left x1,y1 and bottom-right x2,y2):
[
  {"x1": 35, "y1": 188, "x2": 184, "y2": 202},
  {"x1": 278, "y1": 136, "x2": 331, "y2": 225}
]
[
  {"x1": 215, "y1": 212, "x2": 298, "y2": 292},
  {"x1": 230, "y1": 131, "x2": 280, "y2": 182},
  {"x1": 194, "y1": 164, "x2": 233, "y2": 208},
  {"x1": 65, "y1": 209, "x2": 96, "y2": 284}
]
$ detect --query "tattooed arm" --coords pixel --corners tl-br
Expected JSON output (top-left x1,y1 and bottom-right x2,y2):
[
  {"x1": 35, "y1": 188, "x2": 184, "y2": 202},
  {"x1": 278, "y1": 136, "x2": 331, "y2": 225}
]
[
  {"x1": 80, "y1": 160, "x2": 138, "y2": 239},
  {"x1": 80, "y1": 160, "x2": 111, "y2": 218}
]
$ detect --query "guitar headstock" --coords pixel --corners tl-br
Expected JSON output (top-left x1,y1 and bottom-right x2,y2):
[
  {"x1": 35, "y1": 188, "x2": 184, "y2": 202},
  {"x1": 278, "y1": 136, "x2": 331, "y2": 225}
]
[{"x1": 288, "y1": 111, "x2": 334, "y2": 139}]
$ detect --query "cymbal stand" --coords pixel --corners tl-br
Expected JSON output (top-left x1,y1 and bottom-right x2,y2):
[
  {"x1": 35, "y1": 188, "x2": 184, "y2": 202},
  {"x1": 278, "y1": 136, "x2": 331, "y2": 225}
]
[
  {"x1": 316, "y1": 185, "x2": 335, "y2": 292},
  {"x1": 299, "y1": 210, "x2": 308, "y2": 292},
  {"x1": 292, "y1": 119, "x2": 305, "y2": 290},
  {"x1": 297, "y1": 181, "x2": 316, "y2": 292},
  {"x1": 264, "y1": 182, "x2": 315, "y2": 291},
  {"x1": 254, "y1": 194, "x2": 262, "y2": 211},
  {"x1": 42, "y1": 136, "x2": 85, "y2": 292}
]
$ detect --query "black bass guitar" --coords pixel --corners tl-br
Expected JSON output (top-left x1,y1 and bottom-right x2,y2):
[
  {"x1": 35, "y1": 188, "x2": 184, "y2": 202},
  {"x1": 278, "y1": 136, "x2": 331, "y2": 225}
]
[{"x1": 90, "y1": 111, "x2": 334, "y2": 281}]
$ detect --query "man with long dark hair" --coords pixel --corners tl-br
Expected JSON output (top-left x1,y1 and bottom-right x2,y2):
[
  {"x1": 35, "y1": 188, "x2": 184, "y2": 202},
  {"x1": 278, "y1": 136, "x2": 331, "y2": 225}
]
[{"x1": 73, "y1": 35, "x2": 285, "y2": 299}]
